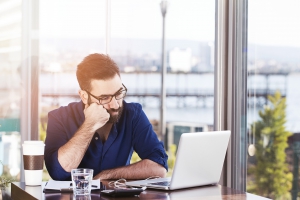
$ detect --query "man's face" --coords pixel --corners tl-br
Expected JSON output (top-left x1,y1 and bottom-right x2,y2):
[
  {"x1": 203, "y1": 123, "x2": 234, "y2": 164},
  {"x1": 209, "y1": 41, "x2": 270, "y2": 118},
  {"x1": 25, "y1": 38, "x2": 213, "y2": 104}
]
[{"x1": 87, "y1": 75, "x2": 124, "y2": 123}]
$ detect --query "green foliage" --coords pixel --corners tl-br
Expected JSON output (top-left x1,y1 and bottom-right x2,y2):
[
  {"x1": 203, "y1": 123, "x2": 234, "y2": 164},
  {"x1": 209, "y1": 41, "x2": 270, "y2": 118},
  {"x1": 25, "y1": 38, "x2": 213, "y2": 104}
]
[
  {"x1": 167, "y1": 144, "x2": 177, "y2": 170},
  {"x1": 0, "y1": 161, "x2": 14, "y2": 190},
  {"x1": 130, "y1": 151, "x2": 141, "y2": 164},
  {"x1": 39, "y1": 119, "x2": 51, "y2": 181},
  {"x1": 39, "y1": 120, "x2": 47, "y2": 142},
  {"x1": 167, "y1": 144, "x2": 177, "y2": 177},
  {"x1": 130, "y1": 145, "x2": 177, "y2": 177},
  {"x1": 248, "y1": 91, "x2": 293, "y2": 199}
]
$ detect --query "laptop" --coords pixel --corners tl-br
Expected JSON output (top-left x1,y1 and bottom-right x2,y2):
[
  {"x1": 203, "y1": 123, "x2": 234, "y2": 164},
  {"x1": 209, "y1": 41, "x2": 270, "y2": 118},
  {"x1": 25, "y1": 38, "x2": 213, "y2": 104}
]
[{"x1": 126, "y1": 130, "x2": 231, "y2": 190}]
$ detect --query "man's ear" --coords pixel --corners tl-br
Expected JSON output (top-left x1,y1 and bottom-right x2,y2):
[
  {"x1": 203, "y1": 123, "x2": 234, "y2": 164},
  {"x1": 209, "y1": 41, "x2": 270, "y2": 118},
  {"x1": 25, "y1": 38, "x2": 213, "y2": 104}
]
[{"x1": 78, "y1": 90, "x2": 88, "y2": 105}]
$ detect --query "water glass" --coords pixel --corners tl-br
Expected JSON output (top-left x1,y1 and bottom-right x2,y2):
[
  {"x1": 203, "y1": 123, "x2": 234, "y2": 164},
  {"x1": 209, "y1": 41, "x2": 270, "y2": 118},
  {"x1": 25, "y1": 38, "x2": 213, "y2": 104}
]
[
  {"x1": 71, "y1": 168, "x2": 94, "y2": 195},
  {"x1": 73, "y1": 194, "x2": 91, "y2": 200}
]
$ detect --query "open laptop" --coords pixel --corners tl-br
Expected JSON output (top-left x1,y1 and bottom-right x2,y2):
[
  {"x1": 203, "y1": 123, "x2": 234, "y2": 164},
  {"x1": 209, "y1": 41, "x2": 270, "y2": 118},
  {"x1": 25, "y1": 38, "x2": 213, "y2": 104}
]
[{"x1": 126, "y1": 130, "x2": 231, "y2": 190}]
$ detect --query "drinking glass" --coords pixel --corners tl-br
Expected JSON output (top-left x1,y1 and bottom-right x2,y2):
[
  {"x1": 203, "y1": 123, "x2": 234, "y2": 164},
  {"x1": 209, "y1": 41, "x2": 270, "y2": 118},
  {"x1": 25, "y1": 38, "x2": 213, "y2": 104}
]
[{"x1": 71, "y1": 168, "x2": 94, "y2": 195}]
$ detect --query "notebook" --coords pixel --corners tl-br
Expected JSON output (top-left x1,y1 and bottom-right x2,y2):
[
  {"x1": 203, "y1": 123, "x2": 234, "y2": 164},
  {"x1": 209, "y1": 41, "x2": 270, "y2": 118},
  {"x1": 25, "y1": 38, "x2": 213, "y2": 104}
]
[
  {"x1": 126, "y1": 130, "x2": 231, "y2": 190},
  {"x1": 43, "y1": 180, "x2": 102, "y2": 193}
]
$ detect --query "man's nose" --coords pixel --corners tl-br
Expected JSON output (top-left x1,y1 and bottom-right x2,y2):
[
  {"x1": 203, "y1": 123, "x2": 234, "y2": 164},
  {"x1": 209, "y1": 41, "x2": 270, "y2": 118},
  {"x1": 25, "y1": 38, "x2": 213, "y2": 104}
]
[{"x1": 108, "y1": 96, "x2": 119, "y2": 109}]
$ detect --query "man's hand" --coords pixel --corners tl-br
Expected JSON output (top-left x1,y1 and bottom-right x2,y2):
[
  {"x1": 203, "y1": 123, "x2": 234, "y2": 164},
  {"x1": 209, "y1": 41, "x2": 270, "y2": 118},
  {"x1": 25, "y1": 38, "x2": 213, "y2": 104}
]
[
  {"x1": 58, "y1": 103, "x2": 109, "y2": 172},
  {"x1": 84, "y1": 103, "x2": 110, "y2": 131},
  {"x1": 93, "y1": 159, "x2": 167, "y2": 180}
]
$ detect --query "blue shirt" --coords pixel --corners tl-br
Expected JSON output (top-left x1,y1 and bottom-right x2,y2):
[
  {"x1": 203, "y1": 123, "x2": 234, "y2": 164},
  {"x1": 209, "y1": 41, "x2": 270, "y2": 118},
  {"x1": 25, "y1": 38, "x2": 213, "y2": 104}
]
[{"x1": 45, "y1": 101, "x2": 168, "y2": 181}]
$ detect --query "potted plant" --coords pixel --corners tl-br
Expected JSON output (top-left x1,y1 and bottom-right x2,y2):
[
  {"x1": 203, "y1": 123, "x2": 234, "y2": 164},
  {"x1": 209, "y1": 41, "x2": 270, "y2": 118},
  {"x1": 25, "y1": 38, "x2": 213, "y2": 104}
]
[{"x1": 0, "y1": 161, "x2": 13, "y2": 199}]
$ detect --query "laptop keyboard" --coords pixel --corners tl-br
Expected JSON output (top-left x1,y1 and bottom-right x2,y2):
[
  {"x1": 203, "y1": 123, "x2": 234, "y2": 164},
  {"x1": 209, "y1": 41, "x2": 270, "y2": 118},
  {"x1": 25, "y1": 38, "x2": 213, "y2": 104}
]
[{"x1": 148, "y1": 181, "x2": 170, "y2": 186}]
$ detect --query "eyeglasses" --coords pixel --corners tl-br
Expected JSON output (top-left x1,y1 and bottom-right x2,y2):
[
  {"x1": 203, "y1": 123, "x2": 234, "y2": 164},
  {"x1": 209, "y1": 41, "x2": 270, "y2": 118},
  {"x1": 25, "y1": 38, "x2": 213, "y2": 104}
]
[{"x1": 85, "y1": 83, "x2": 127, "y2": 105}]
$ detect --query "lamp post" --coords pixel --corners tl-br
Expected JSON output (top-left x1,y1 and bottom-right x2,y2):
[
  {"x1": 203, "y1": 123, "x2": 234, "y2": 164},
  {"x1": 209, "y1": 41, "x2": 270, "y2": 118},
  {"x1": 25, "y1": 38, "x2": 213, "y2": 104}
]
[{"x1": 160, "y1": 0, "x2": 168, "y2": 141}]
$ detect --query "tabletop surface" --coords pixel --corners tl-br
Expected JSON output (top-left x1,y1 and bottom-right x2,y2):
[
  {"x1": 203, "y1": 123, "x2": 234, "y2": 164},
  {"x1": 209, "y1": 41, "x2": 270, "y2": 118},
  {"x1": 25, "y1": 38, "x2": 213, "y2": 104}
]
[{"x1": 9, "y1": 180, "x2": 271, "y2": 200}]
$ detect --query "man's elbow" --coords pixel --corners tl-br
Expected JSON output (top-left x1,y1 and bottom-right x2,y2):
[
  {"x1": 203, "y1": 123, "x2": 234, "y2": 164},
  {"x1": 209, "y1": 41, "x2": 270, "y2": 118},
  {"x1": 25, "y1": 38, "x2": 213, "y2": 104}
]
[
  {"x1": 156, "y1": 165, "x2": 167, "y2": 178},
  {"x1": 145, "y1": 159, "x2": 167, "y2": 177}
]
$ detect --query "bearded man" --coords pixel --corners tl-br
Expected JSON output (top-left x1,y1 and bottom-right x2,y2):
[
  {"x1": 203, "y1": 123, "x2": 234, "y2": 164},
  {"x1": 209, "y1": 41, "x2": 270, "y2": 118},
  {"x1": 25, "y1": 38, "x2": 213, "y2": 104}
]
[{"x1": 44, "y1": 53, "x2": 168, "y2": 181}]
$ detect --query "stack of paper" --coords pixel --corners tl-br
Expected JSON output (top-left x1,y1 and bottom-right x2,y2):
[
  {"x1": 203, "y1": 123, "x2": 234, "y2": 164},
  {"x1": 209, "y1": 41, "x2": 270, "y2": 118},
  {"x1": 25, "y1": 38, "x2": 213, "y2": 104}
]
[{"x1": 44, "y1": 180, "x2": 101, "y2": 193}]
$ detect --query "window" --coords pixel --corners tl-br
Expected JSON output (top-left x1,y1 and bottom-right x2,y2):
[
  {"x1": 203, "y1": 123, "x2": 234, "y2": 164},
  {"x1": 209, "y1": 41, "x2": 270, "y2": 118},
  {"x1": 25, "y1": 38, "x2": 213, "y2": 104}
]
[
  {"x1": 2, "y1": 0, "x2": 217, "y2": 182},
  {"x1": 110, "y1": 0, "x2": 215, "y2": 176},
  {"x1": 0, "y1": 0, "x2": 22, "y2": 181},
  {"x1": 247, "y1": 1, "x2": 300, "y2": 199}
]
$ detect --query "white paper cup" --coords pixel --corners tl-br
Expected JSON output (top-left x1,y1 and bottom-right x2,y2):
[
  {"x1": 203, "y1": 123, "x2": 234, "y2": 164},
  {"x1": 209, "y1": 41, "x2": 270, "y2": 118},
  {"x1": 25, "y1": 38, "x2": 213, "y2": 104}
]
[
  {"x1": 25, "y1": 185, "x2": 43, "y2": 199},
  {"x1": 22, "y1": 141, "x2": 45, "y2": 186}
]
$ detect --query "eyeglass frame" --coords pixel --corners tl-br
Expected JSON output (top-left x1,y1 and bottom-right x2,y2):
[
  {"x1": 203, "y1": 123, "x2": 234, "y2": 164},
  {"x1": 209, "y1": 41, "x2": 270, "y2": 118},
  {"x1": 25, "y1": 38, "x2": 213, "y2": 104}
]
[{"x1": 85, "y1": 83, "x2": 127, "y2": 105}]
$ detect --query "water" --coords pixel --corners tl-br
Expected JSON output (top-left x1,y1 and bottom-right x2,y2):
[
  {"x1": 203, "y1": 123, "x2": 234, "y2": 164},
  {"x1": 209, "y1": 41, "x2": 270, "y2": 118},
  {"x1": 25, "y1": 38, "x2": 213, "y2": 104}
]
[
  {"x1": 73, "y1": 194, "x2": 91, "y2": 200},
  {"x1": 72, "y1": 172, "x2": 92, "y2": 195},
  {"x1": 40, "y1": 72, "x2": 300, "y2": 133}
]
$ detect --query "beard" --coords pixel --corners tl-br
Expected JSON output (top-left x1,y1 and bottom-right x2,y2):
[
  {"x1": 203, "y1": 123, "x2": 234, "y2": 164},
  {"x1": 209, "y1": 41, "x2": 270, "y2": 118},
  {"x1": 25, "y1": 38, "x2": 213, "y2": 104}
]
[
  {"x1": 87, "y1": 95, "x2": 123, "y2": 124},
  {"x1": 107, "y1": 105, "x2": 123, "y2": 123}
]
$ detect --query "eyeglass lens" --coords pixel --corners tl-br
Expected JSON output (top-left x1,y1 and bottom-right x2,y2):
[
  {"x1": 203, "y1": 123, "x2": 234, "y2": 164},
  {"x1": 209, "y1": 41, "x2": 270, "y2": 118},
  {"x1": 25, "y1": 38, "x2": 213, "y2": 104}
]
[{"x1": 100, "y1": 90, "x2": 126, "y2": 104}]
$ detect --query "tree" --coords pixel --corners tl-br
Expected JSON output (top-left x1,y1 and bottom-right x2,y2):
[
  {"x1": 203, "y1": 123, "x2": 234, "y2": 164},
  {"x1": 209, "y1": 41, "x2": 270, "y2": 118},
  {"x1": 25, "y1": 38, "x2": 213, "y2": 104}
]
[{"x1": 248, "y1": 91, "x2": 292, "y2": 199}]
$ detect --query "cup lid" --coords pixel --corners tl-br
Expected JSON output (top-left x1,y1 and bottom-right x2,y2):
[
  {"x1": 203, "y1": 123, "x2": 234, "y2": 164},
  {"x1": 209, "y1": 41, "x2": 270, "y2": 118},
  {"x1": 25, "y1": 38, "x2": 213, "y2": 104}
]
[{"x1": 23, "y1": 141, "x2": 45, "y2": 145}]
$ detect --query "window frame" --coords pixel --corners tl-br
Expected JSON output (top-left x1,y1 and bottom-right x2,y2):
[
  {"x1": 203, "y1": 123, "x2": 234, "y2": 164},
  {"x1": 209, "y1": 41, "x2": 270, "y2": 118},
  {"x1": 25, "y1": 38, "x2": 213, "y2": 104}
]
[{"x1": 214, "y1": 0, "x2": 248, "y2": 191}]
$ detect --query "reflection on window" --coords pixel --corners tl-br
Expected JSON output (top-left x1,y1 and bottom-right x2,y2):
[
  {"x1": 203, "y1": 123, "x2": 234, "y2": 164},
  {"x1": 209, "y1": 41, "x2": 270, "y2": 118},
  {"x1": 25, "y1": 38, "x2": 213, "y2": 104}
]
[
  {"x1": 1, "y1": 0, "x2": 215, "y2": 181},
  {"x1": 247, "y1": 0, "x2": 300, "y2": 199},
  {"x1": 110, "y1": 0, "x2": 215, "y2": 176},
  {"x1": 39, "y1": 0, "x2": 106, "y2": 181},
  {"x1": 0, "y1": 0, "x2": 22, "y2": 181}
]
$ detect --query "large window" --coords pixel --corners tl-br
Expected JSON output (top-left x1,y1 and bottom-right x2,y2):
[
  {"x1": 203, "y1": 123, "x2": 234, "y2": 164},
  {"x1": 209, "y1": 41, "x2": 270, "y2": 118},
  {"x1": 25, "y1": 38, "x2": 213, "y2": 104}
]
[
  {"x1": 110, "y1": 0, "x2": 215, "y2": 175},
  {"x1": 39, "y1": 0, "x2": 106, "y2": 180},
  {"x1": 0, "y1": 0, "x2": 218, "y2": 180},
  {"x1": 0, "y1": 0, "x2": 22, "y2": 181},
  {"x1": 39, "y1": 0, "x2": 106, "y2": 107},
  {"x1": 1, "y1": 0, "x2": 216, "y2": 183},
  {"x1": 246, "y1": 0, "x2": 300, "y2": 199},
  {"x1": 39, "y1": 0, "x2": 215, "y2": 178}
]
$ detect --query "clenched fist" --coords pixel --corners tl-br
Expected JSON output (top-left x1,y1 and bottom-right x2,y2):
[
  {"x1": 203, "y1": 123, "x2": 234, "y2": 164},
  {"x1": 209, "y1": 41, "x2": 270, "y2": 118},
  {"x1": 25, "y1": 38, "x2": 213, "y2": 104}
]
[{"x1": 84, "y1": 103, "x2": 110, "y2": 131}]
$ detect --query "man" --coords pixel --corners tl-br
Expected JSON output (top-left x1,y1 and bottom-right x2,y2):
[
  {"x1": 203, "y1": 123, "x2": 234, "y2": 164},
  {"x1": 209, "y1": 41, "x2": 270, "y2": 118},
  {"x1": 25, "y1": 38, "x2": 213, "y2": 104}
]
[{"x1": 45, "y1": 53, "x2": 168, "y2": 181}]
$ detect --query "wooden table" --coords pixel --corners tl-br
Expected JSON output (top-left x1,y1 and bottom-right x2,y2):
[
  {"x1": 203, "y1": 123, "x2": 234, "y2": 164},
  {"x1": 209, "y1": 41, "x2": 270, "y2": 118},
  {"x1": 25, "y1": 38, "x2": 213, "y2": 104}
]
[{"x1": 9, "y1": 180, "x2": 270, "y2": 200}]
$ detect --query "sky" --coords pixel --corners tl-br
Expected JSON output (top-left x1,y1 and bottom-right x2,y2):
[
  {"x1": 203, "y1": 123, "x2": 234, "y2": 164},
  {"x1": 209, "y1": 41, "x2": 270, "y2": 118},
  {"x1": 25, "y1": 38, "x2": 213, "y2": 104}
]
[
  {"x1": 39, "y1": 0, "x2": 215, "y2": 41},
  {"x1": 248, "y1": 0, "x2": 300, "y2": 47},
  {"x1": 39, "y1": 0, "x2": 300, "y2": 47}
]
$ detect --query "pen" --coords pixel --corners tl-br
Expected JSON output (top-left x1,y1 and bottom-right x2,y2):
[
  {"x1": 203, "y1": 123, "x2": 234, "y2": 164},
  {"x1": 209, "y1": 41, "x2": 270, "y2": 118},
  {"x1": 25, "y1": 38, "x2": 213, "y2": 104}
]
[{"x1": 70, "y1": 183, "x2": 98, "y2": 188}]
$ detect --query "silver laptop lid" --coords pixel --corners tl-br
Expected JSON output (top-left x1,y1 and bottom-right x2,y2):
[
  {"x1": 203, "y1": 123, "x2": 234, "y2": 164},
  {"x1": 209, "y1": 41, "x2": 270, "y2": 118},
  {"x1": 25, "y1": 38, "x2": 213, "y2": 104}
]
[
  {"x1": 126, "y1": 130, "x2": 230, "y2": 190},
  {"x1": 169, "y1": 130, "x2": 230, "y2": 190}
]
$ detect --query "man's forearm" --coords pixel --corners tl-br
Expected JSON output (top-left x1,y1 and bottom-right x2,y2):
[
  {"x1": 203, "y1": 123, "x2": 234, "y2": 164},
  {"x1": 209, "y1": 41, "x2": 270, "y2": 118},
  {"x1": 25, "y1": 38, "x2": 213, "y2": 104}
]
[
  {"x1": 94, "y1": 159, "x2": 167, "y2": 180},
  {"x1": 58, "y1": 120, "x2": 96, "y2": 172}
]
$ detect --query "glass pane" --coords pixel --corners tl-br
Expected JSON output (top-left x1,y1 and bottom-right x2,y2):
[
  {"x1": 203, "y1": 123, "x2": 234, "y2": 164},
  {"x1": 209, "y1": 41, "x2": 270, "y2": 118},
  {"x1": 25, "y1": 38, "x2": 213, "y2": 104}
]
[
  {"x1": 247, "y1": 0, "x2": 300, "y2": 199},
  {"x1": 111, "y1": 0, "x2": 215, "y2": 176},
  {"x1": 0, "y1": 0, "x2": 22, "y2": 181},
  {"x1": 39, "y1": 0, "x2": 106, "y2": 180}
]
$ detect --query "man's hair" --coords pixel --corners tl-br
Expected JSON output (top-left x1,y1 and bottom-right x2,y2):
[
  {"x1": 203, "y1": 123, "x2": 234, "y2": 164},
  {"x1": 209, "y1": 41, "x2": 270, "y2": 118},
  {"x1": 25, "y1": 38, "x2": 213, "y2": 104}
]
[{"x1": 76, "y1": 53, "x2": 120, "y2": 91}]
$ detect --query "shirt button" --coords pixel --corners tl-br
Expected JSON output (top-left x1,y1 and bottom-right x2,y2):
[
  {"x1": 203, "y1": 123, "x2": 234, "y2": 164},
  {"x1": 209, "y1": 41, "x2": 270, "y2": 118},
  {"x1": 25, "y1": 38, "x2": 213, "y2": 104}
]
[{"x1": 95, "y1": 137, "x2": 98, "y2": 140}]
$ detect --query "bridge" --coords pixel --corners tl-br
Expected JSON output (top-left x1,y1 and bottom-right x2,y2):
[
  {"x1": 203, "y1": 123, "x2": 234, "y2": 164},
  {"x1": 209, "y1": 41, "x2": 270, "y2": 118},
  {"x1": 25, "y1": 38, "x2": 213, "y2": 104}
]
[
  {"x1": 42, "y1": 88, "x2": 286, "y2": 108},
  {"x1": 42, "y1": 88, "x2": 285, "y2": 98},
  {"x1": 41, "y1": 71, "x2": 289, "y2": 107}
]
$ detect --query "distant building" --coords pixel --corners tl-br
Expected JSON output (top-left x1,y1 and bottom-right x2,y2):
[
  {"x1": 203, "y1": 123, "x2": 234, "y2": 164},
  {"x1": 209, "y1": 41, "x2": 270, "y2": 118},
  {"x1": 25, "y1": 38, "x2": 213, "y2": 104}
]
[
  {"x1": 0, "y1": 1, "x2": 22, "y2": 119},
  {"x1": 0, "y1": 1, "x2": 22, "y2": 68},
  {"x1": 169, "y1": 48, "x2": 192, "y2": 72},
  {"x1": 165, "y1": 122, "x2": 209, "y2": 151},
  {"x1": 198, "y1": 42, "x2": 213, "y2": 71},
  {"x1": 113, "y1": 53, "x2": 160, "y2": 72}
]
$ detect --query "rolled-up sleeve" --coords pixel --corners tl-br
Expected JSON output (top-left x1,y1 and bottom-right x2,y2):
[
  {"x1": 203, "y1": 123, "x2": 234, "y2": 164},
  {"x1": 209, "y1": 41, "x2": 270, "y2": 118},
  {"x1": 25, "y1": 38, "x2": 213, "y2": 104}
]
[
  {"x1": 44, "y1": 111, "x2": 72, "y2": 181},
  {"x1": 131, "y1": 105, "x2": 168, "y2": 171}
]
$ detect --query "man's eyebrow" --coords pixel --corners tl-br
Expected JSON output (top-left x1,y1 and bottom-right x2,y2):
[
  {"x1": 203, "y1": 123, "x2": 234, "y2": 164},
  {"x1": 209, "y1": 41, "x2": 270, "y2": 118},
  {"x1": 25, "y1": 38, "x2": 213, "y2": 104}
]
[{"x1": 97, "y1": 87, "x2": 123, "y2": 97}]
